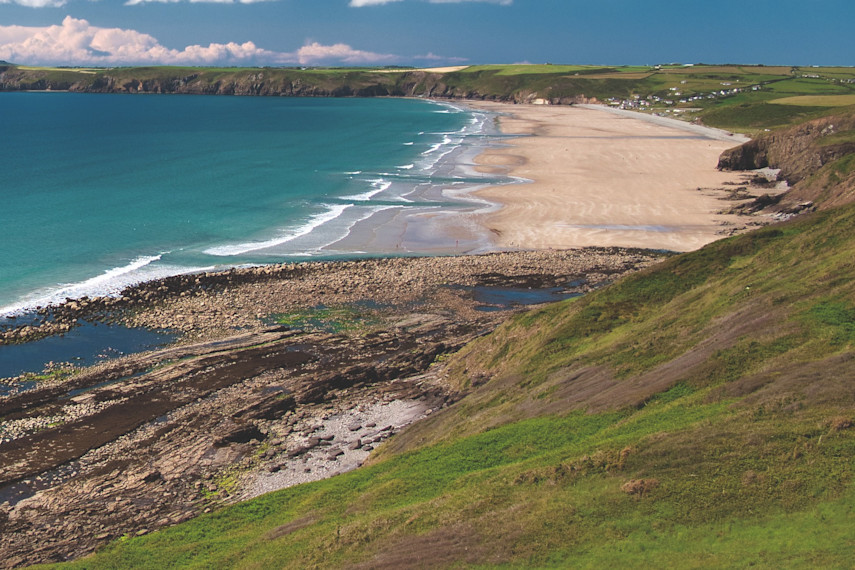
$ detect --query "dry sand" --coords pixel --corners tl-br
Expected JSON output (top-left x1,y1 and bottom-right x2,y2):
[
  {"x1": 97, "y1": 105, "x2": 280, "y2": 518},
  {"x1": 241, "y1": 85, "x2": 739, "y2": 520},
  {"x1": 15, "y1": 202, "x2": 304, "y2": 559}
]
[{"x1": 468, "y1": 102, "x2": 752, "y2": 252}]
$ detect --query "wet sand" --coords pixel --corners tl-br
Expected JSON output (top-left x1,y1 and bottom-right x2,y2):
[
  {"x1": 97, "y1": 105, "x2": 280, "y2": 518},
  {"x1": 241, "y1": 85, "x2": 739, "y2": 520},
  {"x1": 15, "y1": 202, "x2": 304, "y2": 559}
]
[{"x1": 467, "y1": 102, "x2": 753, "y2": 252}]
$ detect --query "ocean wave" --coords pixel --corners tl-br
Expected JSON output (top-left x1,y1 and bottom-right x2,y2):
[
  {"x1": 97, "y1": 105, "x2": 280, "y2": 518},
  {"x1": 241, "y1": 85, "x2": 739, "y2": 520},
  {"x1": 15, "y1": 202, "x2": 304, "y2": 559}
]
[
  {"x1": 397, "y1": 164, "x2": 415, "y2": 170},
  {"x1": 203, "y1": 204, "x2": 352, "y2": 256},
  {"x1": 421, "y1": 135, "x2": 454, "y2": 157},
  {"x1": 427, "y1": 101, "x2": 465, "y2": 114},
  {"x1": 342, "y1": 178, "x2": 392, "y2": 201},
  {"x1": 0, "y1": 255, "x2": 214, "y2": 317}
]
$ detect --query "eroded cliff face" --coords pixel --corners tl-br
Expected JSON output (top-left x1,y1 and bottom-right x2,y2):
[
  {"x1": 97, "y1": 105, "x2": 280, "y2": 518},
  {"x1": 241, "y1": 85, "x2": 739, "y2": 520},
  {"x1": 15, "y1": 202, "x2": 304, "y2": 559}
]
[
  {"x1": 718, "y1": 112, "x2": 855, "y2": 210},
  {"x1": 0, "y1": 67, "x2": 86, "y2": 91},
  {"x1": 0, "y1": 67, "x2": 596, "y2": 105}
]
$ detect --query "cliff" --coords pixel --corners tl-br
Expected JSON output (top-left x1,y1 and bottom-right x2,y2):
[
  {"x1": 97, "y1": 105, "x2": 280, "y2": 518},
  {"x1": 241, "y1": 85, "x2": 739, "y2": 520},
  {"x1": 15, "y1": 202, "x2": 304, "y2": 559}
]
[
  {"x1": 718, "y1": 109, "x2": 855, "y2": 209},
  {"x1": 0, "y1": 65, "x2": 604, "y2": 104}
]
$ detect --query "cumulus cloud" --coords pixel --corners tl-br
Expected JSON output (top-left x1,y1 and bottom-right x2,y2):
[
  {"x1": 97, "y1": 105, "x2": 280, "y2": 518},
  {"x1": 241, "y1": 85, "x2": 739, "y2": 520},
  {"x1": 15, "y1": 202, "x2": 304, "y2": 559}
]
[
  {"x1": 0, "y1": 16, "x2": 281, "y2": 65},
  {"x1": 0, "y1": 0, "x2": 67, "y2": 7},
  {"x1": 0, "y1": 16, "x2": 402, "y2": 66},
  {"x1": 295, "y1": 41, "x2": 397, "y2": 65}
]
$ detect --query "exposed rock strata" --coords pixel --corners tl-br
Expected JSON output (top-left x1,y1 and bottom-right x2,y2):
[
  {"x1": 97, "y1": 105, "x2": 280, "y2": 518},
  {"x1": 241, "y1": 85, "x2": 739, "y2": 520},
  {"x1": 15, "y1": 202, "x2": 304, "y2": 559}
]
[{"x1": 718, "y1": 112, "x2": 855, "y2": 211}]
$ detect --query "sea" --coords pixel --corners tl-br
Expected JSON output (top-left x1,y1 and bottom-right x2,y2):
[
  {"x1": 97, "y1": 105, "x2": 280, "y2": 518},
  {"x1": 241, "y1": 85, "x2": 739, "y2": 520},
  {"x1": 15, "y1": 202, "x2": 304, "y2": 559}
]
[
  {"x1": 0, "y1": 92, "x2": 507, "y2": 320},
  {"x1": 0, "y1": 93, "x2": 513, "y2": 381}
]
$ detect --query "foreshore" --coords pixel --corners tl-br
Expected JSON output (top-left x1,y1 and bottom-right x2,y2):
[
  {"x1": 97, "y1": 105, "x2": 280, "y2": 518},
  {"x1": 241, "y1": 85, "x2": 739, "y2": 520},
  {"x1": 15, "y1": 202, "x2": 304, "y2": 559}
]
[
  {"x1": 465, "y1": 101, "x2": 757, "y2": 252},
  {"x1": 324, "y1": 100, "x2": 763, "y2": 257}
]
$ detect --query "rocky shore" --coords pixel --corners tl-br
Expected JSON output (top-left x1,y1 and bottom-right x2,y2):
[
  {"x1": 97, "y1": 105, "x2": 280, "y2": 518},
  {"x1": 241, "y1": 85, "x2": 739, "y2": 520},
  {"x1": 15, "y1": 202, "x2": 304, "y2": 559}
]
[{"x1": 0, "y1": 248, "x2": 661, "y2": 567}]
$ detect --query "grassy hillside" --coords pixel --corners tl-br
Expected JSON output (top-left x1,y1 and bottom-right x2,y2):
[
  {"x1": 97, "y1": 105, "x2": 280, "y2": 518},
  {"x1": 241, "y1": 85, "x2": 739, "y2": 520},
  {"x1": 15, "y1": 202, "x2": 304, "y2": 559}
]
[{"x1": 49, "y1": 199, "x2": 855, "y2": 568}]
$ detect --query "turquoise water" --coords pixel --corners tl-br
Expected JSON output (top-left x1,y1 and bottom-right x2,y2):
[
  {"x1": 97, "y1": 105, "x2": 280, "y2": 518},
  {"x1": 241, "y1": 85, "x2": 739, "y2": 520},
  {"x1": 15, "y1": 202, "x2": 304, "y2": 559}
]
[{"x1": 0, "y1": 93, "x2": 499, "y2": 317}]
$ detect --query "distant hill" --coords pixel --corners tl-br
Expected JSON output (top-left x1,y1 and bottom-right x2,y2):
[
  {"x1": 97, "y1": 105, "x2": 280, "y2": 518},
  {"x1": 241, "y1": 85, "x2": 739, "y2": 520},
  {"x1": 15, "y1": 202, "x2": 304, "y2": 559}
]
[{"x1": 2, "y1": 63, "x2": 854, "y2": 134}]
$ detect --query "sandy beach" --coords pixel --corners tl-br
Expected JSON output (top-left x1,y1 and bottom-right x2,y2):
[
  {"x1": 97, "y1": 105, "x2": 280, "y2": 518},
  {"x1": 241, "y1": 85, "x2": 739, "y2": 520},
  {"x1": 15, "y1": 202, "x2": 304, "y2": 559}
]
[{"x1": 467, "y1": 102, "x2": 754, "y2": 252}]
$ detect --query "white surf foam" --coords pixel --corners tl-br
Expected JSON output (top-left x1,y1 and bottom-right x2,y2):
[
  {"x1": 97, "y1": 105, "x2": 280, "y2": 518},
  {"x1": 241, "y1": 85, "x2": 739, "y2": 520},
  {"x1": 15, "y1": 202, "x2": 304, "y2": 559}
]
[
  {"x1": 0, "y1": 255, "x2": 215, "y2": 317},
  {"x1": 203, "y1": 203, "x2": 352, "y2": 256},
  {"x1": 342, "y1": 178, "x2": 393, "y2": 201}
]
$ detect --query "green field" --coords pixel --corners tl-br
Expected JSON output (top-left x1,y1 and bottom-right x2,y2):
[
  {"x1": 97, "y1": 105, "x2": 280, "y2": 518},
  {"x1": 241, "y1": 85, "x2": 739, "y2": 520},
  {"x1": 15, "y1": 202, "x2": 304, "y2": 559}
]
[
  {"x1": 16, "y1": 66, "x2": 99, "y2": 74},
  {"x1": 771, "y1": 95, "x2": 855, "y2": 107},
  {"x1": 459, "y1": 64, "x2": 615, "y2": 75}
]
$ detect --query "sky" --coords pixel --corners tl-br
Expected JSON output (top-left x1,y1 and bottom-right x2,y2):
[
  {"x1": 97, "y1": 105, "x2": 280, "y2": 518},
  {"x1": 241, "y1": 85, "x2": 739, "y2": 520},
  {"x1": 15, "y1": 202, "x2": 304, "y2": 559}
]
[{"x1": 0, "y1": 0, "x2": 852, "y2": 68}]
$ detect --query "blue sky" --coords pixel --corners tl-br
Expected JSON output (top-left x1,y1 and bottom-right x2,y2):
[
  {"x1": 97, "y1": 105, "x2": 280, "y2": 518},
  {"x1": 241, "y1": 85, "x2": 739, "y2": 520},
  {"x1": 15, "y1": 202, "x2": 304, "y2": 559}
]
[{"x1": 0, "y1": 0, "x2": 852, "y2": 67}]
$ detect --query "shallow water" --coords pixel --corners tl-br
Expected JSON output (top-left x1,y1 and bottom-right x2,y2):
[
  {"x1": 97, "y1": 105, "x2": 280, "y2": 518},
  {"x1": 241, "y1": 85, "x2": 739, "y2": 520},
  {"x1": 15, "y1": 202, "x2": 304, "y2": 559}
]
[
  {"x1": 463, "y1": 284, "x2": 582, "y2": 312},
  {"x1": 0, "y1": 320, "x2": 175, "y2": 385}
]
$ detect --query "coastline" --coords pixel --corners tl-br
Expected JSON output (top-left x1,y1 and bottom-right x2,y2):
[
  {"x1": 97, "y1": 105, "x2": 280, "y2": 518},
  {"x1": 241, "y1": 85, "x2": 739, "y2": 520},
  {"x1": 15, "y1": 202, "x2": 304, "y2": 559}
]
[
  {"x1": 0, "y1": 98, "x2": 760, "y2": 323},
  {"x1": 0, "y1": 97, "x2": 503, "y2": 320},
  {"x1": 314, "y1": 100, "x2": 509, "y2": 257},
  {"x1": 463, "y1": 101, "x2": 759, "y2": 252},
  {"x1": 0, "y1": 248, "x2": 663, "y2": 566}
]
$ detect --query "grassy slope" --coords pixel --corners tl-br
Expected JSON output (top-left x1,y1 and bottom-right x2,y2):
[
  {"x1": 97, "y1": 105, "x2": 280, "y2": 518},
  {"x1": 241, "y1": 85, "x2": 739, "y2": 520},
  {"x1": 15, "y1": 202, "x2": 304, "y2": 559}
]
[{"x1": 51, "y1": 200, "x2": 855, "y2": 568}]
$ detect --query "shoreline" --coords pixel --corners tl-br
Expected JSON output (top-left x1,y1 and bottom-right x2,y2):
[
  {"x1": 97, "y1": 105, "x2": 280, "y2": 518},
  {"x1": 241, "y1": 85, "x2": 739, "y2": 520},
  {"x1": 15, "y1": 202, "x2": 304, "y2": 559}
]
[
  {"x1": 0, "y1": 99, "x2": 779, "y2": 566},
  {"x1": 0, "y1": 99, "x2": 761, "y2": 323},
  {"x1": 0, "y1": 98, "x2": 508, "y2": 321},
  {"x1": 0, "y1": 248, "x2": 663, "y2": 566},
  {"x1": 0, "y1": 99, "x2": 771, "y2": 351},
  {"x1": 463, "y1": 101, "x2": 762, "y2": 252}
]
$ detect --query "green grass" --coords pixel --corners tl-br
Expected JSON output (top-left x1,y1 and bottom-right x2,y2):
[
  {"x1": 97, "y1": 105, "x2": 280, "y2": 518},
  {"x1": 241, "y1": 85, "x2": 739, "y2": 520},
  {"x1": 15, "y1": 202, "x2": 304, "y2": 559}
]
[
  {"x1": 770, "y1": 95, "x2": 855, "y2": 107},
  {"x1": 806, "y1": 300, "x2": 855, "y2": 344},
  {"x1": 698, "y1": 101, "x2": 833, "y2": 131},
  {"x1": 51, "y1": 388, "x2": 855, "y2": 568},
  {"x1": 23, "y1": 67, "x2": 855, "y2": 567},
  {"x1": 7, "y1": 62, "x2": 855, "y2": 132}
]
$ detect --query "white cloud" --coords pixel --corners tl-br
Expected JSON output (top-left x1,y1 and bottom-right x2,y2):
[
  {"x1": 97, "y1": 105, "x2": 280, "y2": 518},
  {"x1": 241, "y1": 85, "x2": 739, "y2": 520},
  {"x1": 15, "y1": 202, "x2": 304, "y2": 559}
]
[
  {"x1": 0, "y1": 0, "x2": 66, "y2": 7},
  {"x1": 415, "y1": 52, "x2": 468, "y2": 64},
  {"x1": 296, "y1": 41, "x2": 397, "y2": 65},
  {"x1": 0, "y1": 16, "x2": 403, "y2": 66},
  {"x1": 0, "y1": 16, "x2": 280, "y2": 64}
]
